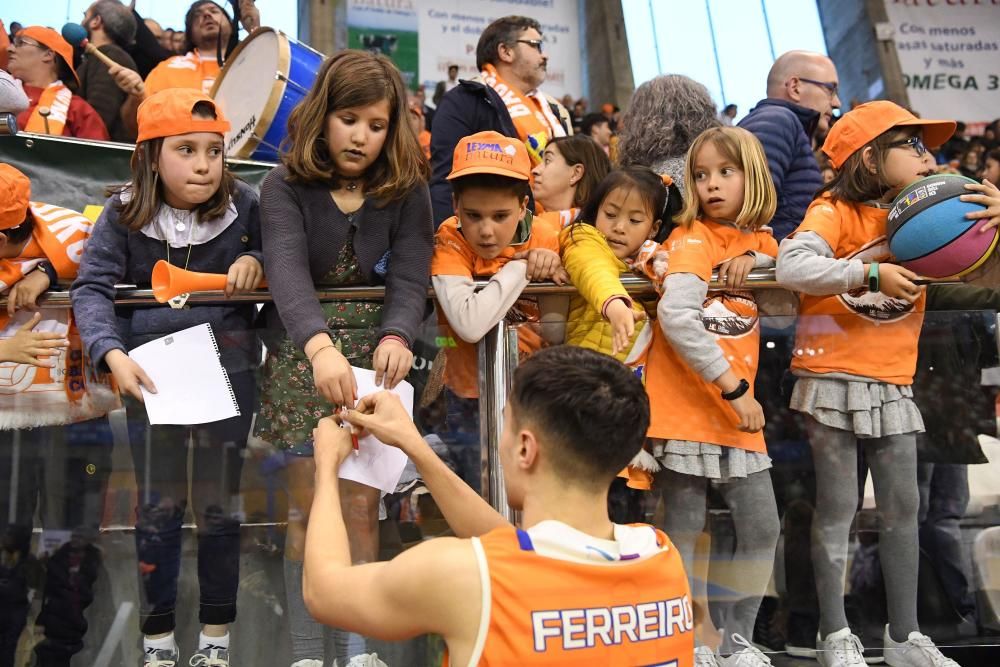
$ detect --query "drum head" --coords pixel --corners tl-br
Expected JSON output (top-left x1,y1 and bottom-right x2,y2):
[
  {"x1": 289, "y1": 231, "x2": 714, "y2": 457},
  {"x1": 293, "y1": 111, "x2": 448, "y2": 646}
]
[{"x1": 212, "y1": 28, "x2": 285, "y2": 158}]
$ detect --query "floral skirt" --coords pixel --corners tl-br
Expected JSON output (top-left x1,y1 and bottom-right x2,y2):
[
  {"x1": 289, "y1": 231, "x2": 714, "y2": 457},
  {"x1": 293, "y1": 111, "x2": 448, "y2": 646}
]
[{"x1": 256, "y1": 300, "x2": 381, "y2": 452}]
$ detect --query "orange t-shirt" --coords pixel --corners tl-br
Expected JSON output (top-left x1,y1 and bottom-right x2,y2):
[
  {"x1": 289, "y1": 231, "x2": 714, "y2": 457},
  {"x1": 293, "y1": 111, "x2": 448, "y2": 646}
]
[
  {"x1": 449, "y1": 524, "x2": 694, "y2": 667},
  {"x1": 144, "y1": 51, "x2": 221, "y2": 96},
  {"x1": 645, "y1": 219, "x2": 778, "y2": 452},
  {"x1": 431, "y1": 214, "x2": 560, "y2": 399},
  {"x1": 790, "y1": 196, "x2": 925, "y2": 384}
]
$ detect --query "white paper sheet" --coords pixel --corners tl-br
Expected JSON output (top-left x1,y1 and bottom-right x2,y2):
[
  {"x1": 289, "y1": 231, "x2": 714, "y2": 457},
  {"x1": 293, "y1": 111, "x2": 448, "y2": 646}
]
[
  {"x1": 337, "y1": 367, "x2": 413, "y2": 493},
  {"x1": 128, "y1": 323, "x2": 240, "y2": 425}
]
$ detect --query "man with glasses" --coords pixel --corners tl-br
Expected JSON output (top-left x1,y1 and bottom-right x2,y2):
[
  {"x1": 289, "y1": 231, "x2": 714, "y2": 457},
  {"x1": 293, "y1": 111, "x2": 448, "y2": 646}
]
[
  {"x1": 429, "y1": 15, "x2": 572, "y2": 225},
  {"x1": 740, "y1": 49, "x2": 840, "y2": 241},
  {"x1": 5, "y1": 26, "x2": 109, "y2": 140}
]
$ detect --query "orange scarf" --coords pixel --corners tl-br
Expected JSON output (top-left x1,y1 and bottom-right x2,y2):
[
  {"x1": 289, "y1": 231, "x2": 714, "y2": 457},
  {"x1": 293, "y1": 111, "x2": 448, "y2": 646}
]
[
  {"x1": 480, "y1": 63, "x2": 566, "y2": 166},
  {"x1": 0, "y1": 203, "x2": 118, "y2": 428},
  {"x1": 25, "y1": 82, "x2": 72, "y2": 136}
]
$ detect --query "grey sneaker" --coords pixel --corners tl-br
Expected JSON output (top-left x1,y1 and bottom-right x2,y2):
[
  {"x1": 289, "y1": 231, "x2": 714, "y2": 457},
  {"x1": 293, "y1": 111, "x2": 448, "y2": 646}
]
[
  {"x1": 721, "y1": 633, "x2": 773, "y2": 665},
  {"x1": 188, "y1": 647, "x2": 230, "y2": 666},
  {"x1": 143, "y1": 645, "x2": 179, "y2": 667},
  {"x1": 344, "y1": 654, "x2": 388, "y2": 667},
  {"x1": 695, "y1": 645, "x2": 722, "y2": 667},
  {"x1": 817, "y1": 627, "x2": 868, "y2": 667},
  {"x1": 882, "y1": 626, "x2": 959, "y2": 667}
]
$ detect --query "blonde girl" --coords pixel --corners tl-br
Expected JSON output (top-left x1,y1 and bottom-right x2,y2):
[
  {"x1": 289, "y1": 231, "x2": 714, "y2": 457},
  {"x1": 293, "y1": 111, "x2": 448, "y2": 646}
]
[{"x1": 646, "y1": 126, "x2": 780, "y2": 666}]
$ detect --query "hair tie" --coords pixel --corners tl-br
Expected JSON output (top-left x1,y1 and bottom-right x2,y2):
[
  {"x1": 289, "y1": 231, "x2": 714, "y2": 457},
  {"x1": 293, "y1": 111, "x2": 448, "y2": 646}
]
[{"x1": 657, "y1": 173, "x2": 675, "y2": 218}]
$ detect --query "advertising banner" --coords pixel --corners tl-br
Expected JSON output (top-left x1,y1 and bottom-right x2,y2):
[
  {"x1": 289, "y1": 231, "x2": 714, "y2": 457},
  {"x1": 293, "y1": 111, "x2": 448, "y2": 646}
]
[{"x1": 884, "y1": 0, "x2": 1000, "y2": 123}]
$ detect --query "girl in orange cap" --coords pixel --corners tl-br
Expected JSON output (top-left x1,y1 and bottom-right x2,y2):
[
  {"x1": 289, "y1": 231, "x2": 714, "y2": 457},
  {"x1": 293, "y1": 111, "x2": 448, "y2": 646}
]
[
  {"x1": 255, "y1": 49, "x2": 432, "y2": 667},
  {"x1": 72, "y1": 88, "x2": 263, "y2": 667},
  {"x1": 775, "y1": 101, "x2": 976, "y2": 667}
]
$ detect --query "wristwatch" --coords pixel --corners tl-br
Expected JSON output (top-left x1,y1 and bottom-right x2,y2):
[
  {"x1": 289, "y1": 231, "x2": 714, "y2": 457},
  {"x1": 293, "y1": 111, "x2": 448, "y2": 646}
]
[
  {"x1": 721, "y1": 378, "x2": 750, "y2": 401},
  {"x1": 868, "y1": 261, "x2": 880, "y2": 293}
]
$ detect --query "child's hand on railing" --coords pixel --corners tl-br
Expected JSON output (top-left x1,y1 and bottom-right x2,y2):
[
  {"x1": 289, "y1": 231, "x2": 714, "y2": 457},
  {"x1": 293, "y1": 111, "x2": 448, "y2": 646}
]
[{"x1": 513, "y1": 248, "x2": 562, "y2": 282}]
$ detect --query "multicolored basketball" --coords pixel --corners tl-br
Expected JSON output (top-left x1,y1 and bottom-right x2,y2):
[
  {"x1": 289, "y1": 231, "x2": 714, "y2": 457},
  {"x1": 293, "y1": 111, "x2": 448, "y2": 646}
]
[{"x1": 887, "y1": 174, "x2": 996, "y2": 279}]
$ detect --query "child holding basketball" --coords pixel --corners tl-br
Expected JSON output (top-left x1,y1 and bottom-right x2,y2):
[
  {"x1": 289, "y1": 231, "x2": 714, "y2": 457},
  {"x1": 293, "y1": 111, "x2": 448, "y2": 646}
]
[
  {"x1": 71, "y1": 88, "x2": 263, "y2": 667},
  {"x1": 646, "y1": 126, "x2": 780, "y2": 666},
  {"x1": 255, "y1": 50, "x2": 433, "y2": 667},
  {"x1": 775, "y1": 101, "x2": 960, "y2": 667}
]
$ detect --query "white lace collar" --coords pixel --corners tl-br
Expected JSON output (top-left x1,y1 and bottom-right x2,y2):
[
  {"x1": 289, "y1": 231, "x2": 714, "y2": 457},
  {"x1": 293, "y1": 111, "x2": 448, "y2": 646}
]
[{"x1": 122, "y1": 187, "x2": 238, "y2": 248}]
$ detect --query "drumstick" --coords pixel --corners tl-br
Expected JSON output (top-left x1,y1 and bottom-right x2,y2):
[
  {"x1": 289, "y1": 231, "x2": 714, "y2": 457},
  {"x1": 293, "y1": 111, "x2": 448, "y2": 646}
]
[
  {"x1": 61, "y1": 22, "x2": 144, "y2": 96},
  {"x1": 38, "y1": 107, "x2": 51, "y2": 135}
]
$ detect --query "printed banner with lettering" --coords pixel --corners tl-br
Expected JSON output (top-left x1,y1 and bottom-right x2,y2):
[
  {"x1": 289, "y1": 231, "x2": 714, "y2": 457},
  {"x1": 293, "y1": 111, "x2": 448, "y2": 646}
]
[
  {"x1": 884, "y1": 0, "x2": 1000, "y2": 123},
  {"x1": 346, "y1": 0, "x2": 582, "y2": 100}
]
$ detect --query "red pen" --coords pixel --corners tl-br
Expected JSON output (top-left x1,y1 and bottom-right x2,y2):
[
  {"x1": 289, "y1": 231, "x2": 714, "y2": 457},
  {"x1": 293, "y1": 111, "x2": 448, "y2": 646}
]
[{"x1": 338, "y1": 408, "x2": 359, "y2": 456}]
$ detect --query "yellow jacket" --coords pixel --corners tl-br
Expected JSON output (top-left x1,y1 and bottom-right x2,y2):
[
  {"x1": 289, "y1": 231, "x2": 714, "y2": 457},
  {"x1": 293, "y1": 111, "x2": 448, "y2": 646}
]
[{"x1": 560, "y1": 224, "x2": 650, "y2": 361}]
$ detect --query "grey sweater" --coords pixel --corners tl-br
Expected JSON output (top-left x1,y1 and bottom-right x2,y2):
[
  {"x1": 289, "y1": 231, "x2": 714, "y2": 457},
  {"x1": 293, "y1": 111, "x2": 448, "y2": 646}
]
[
  {"x1": 71, "y1": 180, "x2": 262, "y2": 372},
  {"x1": 258, "y1": 165, "x2": 434, "y2": 350}
]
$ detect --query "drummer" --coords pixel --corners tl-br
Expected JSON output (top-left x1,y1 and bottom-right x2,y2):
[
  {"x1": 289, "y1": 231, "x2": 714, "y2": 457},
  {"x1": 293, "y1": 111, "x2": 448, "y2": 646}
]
[{"x1": 144, "y1": 1, "x2": 237, "y2": 96}]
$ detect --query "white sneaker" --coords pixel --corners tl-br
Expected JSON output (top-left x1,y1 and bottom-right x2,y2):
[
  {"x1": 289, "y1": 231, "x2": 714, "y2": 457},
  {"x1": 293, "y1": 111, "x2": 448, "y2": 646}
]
[
  {"x1": 290, "y1": 661, "x2": 324, "y2": 667},
  {"x1": 817, "y1": 628, "x2": 868, "y2": 667},
  {"x1": 720, "y1": 633, "x2": 772, "y2": 666},
  {"x1": 188, "y1": 648, "x2": 229, "y2": 667},
  {"x1": 882, "y1": 626, "x2": 960, "y2": 667},
  {"x1": 344, "y1": 654, "x2": 388, "y2": 667},
  {"x1": 695, "y1": 645, "x2": 722, "y2": 667}
]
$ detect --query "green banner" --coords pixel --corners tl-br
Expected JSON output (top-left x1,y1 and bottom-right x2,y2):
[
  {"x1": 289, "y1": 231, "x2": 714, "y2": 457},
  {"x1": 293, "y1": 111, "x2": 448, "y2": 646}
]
[{"x1": 0, "y1": 133, "x2": 274, "y2": 214}]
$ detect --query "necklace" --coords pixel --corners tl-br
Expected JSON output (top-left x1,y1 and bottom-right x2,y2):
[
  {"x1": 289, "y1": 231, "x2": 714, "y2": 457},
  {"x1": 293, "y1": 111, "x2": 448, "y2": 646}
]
[
  {"x1": 164, "y1": 208, "x2": 196, "y2": 309},
  {"x1": 344, "y1": 180, "x2": 360, "y2": 192}
]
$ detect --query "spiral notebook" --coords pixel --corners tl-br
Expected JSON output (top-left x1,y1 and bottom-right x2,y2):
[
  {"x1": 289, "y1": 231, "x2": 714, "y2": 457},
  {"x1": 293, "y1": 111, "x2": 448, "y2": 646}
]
[{"x1": 128, "y1": 323, "x2": 240, "y2": 425}]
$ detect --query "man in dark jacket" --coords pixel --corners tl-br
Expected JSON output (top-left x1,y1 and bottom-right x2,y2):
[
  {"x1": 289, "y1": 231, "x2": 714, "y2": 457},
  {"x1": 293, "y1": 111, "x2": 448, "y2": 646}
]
[
  {"x1": 429, "y1": 15, "x2": 572, "y2": 225},
  {"x1": 739, "y1": 50, "x2": 840, "y2": 241},
  {"x1": 79, "y1": 1, "x2": 139, "y2": 143}
]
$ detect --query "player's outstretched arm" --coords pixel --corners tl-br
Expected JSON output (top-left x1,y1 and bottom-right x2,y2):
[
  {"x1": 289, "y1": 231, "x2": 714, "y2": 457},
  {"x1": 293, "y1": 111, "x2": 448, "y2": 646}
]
[
  {"x1": 303, "y1": 419, "x2": 481, "y2": 647},
  {"x1": 346, "y1": 392, "x2": 510, "y2": 538}
]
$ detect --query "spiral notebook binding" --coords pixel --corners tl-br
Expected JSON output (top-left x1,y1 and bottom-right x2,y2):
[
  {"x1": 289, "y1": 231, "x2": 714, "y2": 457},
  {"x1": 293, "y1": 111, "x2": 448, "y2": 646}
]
[{"x1": 206, "y1": 324, "x2": 241, "y2": 416}]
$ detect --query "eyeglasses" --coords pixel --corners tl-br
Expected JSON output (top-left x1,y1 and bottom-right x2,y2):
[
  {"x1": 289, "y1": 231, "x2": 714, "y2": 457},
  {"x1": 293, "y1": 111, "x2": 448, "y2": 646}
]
[
  {"x1": 11, "y1": 37, "x2": 44, "y2": 49},
  {"x1": 798, "y1": 77, "x2": 839, "y2": 98},
  {"x1": 515, "y1": 39, "x2": 544, "y2": 53},
  {"x1": 888, "y1": 135, "x2": 929, "y2": 158}
]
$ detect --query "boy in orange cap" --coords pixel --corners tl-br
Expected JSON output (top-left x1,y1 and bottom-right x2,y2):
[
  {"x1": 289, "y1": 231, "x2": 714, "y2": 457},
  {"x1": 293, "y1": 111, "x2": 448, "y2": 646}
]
[
  {"x1": 0, "y1": 163, "x2": 118, "y2": 666},
  {"x1": 429, "y1": 130, "x2": 568, "y2": 489},
  {"x1": 6, "y1": 25, "x2": 108, "y2": 139}
]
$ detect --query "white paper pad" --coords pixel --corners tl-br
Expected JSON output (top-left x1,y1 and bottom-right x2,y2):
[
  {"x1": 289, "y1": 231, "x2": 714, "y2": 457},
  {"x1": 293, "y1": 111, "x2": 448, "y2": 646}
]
[
  {"x1": 128, "y1": 323, "x2": 240, "y2": 425},
  {"x1": 337, "y1": 367, "x2": 413, "y2": 493}
]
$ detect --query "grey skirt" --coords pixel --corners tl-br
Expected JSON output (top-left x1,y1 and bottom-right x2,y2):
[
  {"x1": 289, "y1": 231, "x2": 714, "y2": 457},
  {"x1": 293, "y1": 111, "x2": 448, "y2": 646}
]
[
  {"x1": 651, "y1": 439, "x2": 772, "y2": 482},
  {"x1": 790, "y1": 376, "x2": 925, "y2": 438}
]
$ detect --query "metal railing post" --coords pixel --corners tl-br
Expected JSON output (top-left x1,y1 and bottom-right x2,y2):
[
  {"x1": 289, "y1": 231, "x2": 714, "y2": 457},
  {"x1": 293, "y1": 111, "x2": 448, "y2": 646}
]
[{"x1": 477, "y1": 321, "x2": 520, "y2": 522}]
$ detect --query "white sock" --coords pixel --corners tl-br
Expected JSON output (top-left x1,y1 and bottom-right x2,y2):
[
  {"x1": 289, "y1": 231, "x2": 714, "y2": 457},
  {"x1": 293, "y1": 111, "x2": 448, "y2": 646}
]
[
  {"x1": 143, "y1": 633, "x2": 177, "y2": 655},
  {"x1": 199, "y1": 631, "x2": 230, "y2": 652}
]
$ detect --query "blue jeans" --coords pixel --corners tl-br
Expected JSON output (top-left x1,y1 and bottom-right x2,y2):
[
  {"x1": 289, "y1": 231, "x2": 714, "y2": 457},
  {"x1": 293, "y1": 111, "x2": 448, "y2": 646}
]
[{"x1": 127, "y1": 371, "x2": 254, "y2": 635}]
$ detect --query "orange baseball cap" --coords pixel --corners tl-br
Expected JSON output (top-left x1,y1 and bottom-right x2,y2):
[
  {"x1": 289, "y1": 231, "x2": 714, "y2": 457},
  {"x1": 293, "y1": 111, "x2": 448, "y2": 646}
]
[
  {"x1": 0, "y1": 164, "x2": 31, "y2": 231},
  {"x1": 601, "y1": 103, "x2": 614, "y2": 115},
  {"x1": 136, "y1": 89, "x2": 231, "y2": 144},
  {"x1": 447, "y1": 131, "x2": 530, "y2": 181},
  {"x1": 17, "y1": 26, "x2": 79, "y2": 87},
  {"x1": 822, "y1": 100, "x2": 955, "y2": 169}
]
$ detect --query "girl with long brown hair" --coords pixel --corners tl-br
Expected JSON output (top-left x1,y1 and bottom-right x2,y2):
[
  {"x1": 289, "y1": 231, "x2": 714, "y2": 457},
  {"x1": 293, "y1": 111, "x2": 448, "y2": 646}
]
[
  {"x1": 71, "y1": 88, "x2": 264, "y2": 666},
  {"x1": 255, "y1": 49, "x2": 433, "y2": 667}
]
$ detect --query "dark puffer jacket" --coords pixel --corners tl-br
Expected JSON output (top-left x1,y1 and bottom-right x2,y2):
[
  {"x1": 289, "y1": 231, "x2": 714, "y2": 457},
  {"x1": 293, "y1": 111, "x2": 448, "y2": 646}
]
[{"x1": 739, "y1": 98, "x2": 823, "y2": 241}]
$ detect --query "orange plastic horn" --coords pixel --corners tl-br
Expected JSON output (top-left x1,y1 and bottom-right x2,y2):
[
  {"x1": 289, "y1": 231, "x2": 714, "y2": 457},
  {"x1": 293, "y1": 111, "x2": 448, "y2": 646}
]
[{"x1": 151, "y1": 260, "x2": 228, "y2": 303}]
